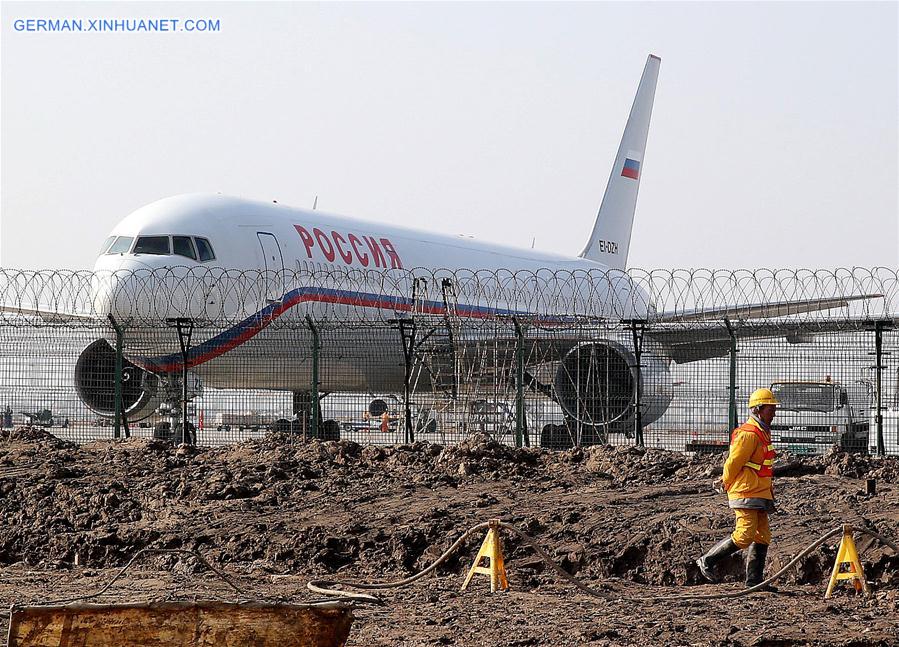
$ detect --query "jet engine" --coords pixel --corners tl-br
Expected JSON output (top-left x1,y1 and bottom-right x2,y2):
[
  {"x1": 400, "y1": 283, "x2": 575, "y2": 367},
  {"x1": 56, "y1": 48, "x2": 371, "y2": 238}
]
[
  {"x1": 553, "y1": 340, "x2": 672, "y2": 429},
  {"x1": 74, "y1": 339, "x2": 161, "y2": 421}
]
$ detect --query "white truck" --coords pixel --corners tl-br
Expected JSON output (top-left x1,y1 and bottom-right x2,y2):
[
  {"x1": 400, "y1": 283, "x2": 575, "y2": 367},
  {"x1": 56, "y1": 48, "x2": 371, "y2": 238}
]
[{"x1": 769, "y1": 381, "x2": 870, "y2": 455}]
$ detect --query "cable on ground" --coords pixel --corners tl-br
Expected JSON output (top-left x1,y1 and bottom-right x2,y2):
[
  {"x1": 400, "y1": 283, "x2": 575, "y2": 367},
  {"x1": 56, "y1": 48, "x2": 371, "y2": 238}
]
[
  {"x1": 0, "y1": 547, "x2": 357, "y2": 621},
  {"x1": 40, "y1": 548, "x2": 249, "y2": 606},
  {"x1": 307, "y1": 521, "x2": 899, "y2": 603}
]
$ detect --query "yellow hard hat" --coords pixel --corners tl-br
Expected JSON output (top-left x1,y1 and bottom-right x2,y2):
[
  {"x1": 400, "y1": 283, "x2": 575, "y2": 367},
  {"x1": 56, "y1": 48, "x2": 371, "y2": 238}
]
[{"x1": 748, "y1": 388, "x2": 780, "y2": 408}]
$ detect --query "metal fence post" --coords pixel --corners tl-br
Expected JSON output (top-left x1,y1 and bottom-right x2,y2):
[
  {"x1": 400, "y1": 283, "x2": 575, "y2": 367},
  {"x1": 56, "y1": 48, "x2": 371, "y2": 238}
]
[
  {"x1": 107, "y1": 314, "x2": 124, "y2": 440},
  {"x1": 512, "y1": 318, "x2": 528, "y2": 448},
  {"x1": 440, "y1": 278, "x2": 458, "y2": 401},
  {"x1": 398, "y1": 318, "x2": 416, "y2": 444},
  {"x1": 628, "y1": 320, "x2": 646, "y2": 447},
  {"x1": 306, "y1": 316, "x2": 320, "y2": 440},
  {"x1": 873, "y1": 320, "x2": 892, "y2": 457},
  {"x1": 166, "y1": 318, "x2": 195, "y2": 445},
  {"x1": 724, "y1": 318, "x2": 738, "y2": 433}
]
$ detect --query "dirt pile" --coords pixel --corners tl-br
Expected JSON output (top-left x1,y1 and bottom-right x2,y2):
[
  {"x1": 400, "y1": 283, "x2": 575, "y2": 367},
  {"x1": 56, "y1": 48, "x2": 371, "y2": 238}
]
[
  {"x1": 819, "y1": 450, "x2": 899, "y2": 483},
  {"x1": 0, "y1": 425, "x2": 74, "y2": 447},
  {"x1": 581, "y1": 444, "x2": 723, "y2": 485},
  {"x1": 0, "y1": 429, "x2": 895, "y2": 580},
  {"x1": 1, "y1": 427, "x2": 898, "y2": 645}
]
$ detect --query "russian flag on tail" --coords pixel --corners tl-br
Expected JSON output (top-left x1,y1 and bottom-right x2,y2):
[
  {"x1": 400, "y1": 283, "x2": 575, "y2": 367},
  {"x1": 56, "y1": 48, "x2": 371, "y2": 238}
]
[{"x1": 621, "y1": 158, "x2": 641, "y2": 180}]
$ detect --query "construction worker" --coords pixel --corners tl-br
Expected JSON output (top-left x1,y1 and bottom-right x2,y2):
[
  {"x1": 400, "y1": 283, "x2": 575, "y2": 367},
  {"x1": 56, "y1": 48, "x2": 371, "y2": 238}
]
[{"x1": 696, "y1": 387, "x2": 779, "y2": 589}]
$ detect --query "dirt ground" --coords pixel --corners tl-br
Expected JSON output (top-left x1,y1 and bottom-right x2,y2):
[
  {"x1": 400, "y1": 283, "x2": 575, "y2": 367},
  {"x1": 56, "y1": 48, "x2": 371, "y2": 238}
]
[{"x1": 1, "y1": 426, "x2": 898, "y2": 646}]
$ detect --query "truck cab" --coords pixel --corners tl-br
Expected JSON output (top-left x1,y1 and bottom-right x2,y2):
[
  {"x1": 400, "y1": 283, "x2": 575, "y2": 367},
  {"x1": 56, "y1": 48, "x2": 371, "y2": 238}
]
[{"x1": 769, "y1": 381, "x2": 869, "y2": 455}]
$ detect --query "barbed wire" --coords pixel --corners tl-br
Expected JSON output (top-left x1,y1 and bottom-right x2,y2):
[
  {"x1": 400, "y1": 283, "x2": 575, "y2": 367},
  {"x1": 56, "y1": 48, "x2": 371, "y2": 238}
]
[{"x1": 0, "y1": 267, "x2": 896, "y2": 328}]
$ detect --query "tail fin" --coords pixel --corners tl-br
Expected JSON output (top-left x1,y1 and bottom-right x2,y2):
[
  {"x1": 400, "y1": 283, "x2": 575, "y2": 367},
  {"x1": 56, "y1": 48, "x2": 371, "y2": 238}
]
[{"x1": 579, "y1": 54, "x2": 660, "y2": 269}]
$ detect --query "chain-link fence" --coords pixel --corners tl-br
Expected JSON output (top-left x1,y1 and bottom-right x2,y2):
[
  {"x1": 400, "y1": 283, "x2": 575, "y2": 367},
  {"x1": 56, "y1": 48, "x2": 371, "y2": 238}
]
[{"x1": 1, "y1": 267, "x2": 897, "y2": 454}]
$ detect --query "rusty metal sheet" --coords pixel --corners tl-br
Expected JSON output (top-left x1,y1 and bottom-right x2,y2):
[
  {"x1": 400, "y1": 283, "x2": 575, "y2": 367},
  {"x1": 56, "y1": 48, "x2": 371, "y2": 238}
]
[{"x1": 7, "y1": 600, "x2": 353, "y2": 647}]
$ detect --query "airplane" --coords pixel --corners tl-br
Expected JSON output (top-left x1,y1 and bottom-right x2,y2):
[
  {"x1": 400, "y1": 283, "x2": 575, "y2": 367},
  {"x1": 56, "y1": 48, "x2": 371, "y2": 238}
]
[{"x1": 2, "y1": 55, "x2": 879, "y2": 446}]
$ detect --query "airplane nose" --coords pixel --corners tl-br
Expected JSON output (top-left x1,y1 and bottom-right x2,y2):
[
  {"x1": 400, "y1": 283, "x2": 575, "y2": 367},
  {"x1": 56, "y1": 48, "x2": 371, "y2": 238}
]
[
  {"x1": 91, "y1": 264, "x2": 208, "y2": 322},
  {"x1": 90, "y1": 271, "x2": 124, "y2": 318},
  {"x1": 91, "y1": 265, "x2": 152, "y2": 320}
]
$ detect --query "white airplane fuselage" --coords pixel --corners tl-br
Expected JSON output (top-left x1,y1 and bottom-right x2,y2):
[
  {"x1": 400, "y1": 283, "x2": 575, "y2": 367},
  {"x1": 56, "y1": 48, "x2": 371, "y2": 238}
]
[
  {"x1": 90, "y1": 193, "x2": 652, "y2": 393},
  {"x1": 94, "y1": 192, "x2": 612, "y2": 275}
]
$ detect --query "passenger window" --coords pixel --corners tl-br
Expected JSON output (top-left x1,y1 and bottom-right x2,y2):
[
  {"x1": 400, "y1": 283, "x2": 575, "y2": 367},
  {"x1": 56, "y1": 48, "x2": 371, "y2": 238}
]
[
  {"x1": 99, "y1": 236, "x2": 116, "y2": 255},
  {"x1": 173, "y1": 236, "x2": 197, "y2": 260},
  {"x1": 106, "y1": 236, "x2": 134, "y2": 254},
  {"x1": 195, "y1": 237, "x2": 215, "y2": 262},
  {"x1": 133, "y1": 236, "x2": 171, "y2": 255}
]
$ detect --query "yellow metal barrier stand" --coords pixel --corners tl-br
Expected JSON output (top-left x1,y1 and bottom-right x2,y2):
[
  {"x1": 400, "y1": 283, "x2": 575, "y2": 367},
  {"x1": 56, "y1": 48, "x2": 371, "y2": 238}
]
[
  {"x1": 825, "y1": 525, "x2": 870, "y2": 598},
  {"x1": 461, "y1": 519, "x2": 509, "y2": 593}
]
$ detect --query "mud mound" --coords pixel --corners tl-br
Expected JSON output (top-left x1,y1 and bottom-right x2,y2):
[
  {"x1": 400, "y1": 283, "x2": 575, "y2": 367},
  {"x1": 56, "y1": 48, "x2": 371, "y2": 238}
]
[
  {"x1": 0, "y1": 425, "x2": 75, "y2": 448},
  {"x1": 0, "y1": 430, "x2": 896, "y2": 595},
  {"x1": 580, "y1": 444, "x2": 723, "y2": 485},
  {"x1": 820, "y1": 450, "x2": 899, "y2": 483},
  {"x1": 0, "y1": 429, "x2": 897, "y2": 646}
]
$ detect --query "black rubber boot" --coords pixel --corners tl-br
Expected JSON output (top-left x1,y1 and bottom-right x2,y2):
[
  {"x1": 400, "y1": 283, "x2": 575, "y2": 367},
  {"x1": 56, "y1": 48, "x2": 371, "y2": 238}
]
[
  {"x1": 696, "y1": 537, "x2": 740, "y2": 583},
  {"x1": 745, "y1": 543, "x2": 778, "y2": 591}
]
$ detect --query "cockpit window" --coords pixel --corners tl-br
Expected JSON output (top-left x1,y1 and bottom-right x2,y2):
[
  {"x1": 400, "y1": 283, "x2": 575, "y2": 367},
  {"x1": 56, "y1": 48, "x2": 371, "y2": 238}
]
[
  {"x1": 106, "y1": 236, "x2": 134, "y2": 254},
  {"x1": 99, "y1": 236, "x2": 116, "y2": 255},
  {"x1": 195, "y1": 237, "x2": 215, "y2": 262},
  {"x1": 173, "y1": 236, "x2": 197, "y2": 260},
  {"x1": 133, "y1": 236, "x2": 171, "y2": 255}
]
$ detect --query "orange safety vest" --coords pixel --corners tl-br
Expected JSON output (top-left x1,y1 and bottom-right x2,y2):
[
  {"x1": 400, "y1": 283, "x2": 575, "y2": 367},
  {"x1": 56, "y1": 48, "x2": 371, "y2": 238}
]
[{"x1": 730, "y1": 422, "x2": 776, "y2": 477}]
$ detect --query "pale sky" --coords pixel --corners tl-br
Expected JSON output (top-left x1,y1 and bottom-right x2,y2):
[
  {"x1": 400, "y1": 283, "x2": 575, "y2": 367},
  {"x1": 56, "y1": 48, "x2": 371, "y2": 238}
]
[{"x1": 1, "y1": 1, "x2": 897, "y2": 271}]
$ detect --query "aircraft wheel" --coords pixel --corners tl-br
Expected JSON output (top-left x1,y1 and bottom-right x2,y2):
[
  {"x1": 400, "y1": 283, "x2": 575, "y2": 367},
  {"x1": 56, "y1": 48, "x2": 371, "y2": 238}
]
[
  {"x1": 153, "y1": 422, "x2": 173, "y2": 442},
  {"x1": 580, "y1": 426, "x2": 609, "y2": 447},
  {"x1": 320, "y1": 419, "x2": 341, "y2": 441},
  {"x1": 540, "y1": 423, "x2": 574, "y2": 450},
  {"x1": 270, "y1": 418, "x2": 293, "y2": 434},
  {"x1": 174, "y1": 422, "x2": 196, "y2": 445},
  {"x1": 415, "y1": 409, "x2": 438, "y2": 435}
]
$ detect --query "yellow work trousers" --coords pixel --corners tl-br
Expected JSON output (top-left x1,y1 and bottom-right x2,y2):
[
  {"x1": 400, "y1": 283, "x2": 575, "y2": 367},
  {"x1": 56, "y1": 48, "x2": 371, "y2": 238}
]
[{"x1": 731, "y1": 509, "x2": 770, "y2": 549}]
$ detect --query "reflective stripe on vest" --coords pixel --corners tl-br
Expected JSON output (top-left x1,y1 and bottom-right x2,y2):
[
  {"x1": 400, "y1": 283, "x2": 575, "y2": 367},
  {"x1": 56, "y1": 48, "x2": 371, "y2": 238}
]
[{"x1": 731, "y1": 422, "x2": 776, "y2": 478}]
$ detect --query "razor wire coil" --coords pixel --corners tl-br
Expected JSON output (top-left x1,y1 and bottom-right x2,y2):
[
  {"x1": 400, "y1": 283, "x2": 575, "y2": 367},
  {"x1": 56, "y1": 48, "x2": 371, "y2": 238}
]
[{"x1": 0, "y1": 267, "x2": 896, "y2": 329}]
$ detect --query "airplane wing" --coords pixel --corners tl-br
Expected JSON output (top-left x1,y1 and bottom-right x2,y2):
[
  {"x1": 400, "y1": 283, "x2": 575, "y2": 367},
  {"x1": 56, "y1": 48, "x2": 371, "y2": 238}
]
[
  {"x1": 419, "y1": 292, "x2": 890, "y2": 376},
  {"x1": 0, "y1": 304, "x2": 98, "y2": 323},
  {"x1": 653, "y1": 294, "x2": 883, "y2": 323},
  {"x1": 647, "y1": 293, "x2": 888, "y2": 362},
  {"x1": 646, "y1": 319, "x2": 888, "y2": 364}
]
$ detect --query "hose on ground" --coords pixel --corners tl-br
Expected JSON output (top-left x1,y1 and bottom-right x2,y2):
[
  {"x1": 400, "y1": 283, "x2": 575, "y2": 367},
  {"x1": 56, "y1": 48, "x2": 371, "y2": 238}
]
[
  {"x1": 40, "y1": 548, "x2": 250, "y2": 606},
  {"x1": 624, "y1": 523, "x2": 899, "y2": 601},
  {"x1": 0, "y1": 546, "x2": 345, "y2": 619},
  {"x1": 624, "y1": 526, "x2": 842, "y2": 601},
  {"x1": 307, "y1": 522, "x2": 898, "y2": 603},
  {"x1": 307, "y1": 522, "x2": 491, "y2": 602},
  {"x1": 0, "y1": 548, "x2": 352, "y2": 615}
]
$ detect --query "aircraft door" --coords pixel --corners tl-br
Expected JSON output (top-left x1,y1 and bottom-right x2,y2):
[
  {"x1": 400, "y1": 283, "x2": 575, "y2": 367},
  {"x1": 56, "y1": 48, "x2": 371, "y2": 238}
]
[{"x1": 257, "y1": 232, "x2": 285, "y2": 302}]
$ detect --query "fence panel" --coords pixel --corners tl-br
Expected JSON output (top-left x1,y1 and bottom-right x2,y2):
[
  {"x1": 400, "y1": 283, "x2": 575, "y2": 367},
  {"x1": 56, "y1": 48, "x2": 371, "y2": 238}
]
[{"x1": 0, "y1": 268, "x2": 896, "y2": 455}]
